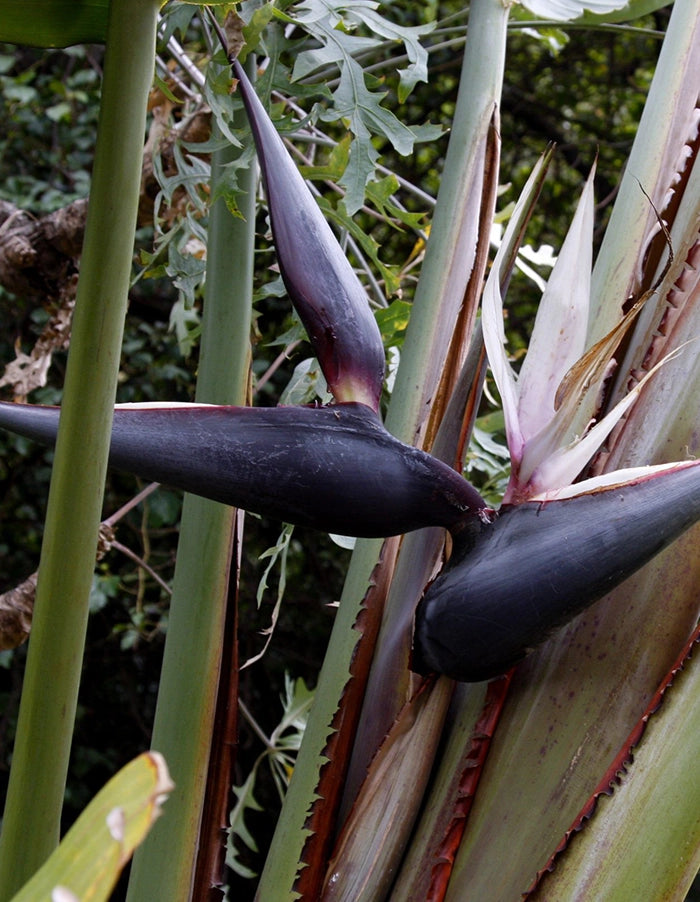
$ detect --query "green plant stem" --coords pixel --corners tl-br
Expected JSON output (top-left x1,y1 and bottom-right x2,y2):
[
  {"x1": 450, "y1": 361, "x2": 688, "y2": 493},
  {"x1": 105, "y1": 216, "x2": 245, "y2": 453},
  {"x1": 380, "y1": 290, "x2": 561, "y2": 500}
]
[
  {"x1": 385, "y1": 0, "x2": 508, "y2": 448},
  {"x1": 588, "y1": 0, "x2": 700, "y2": 344},
  {"x1": 0, "y1": 2, "x2": 159, "y2": 896},
  {"x1": 529, "y1": 637, "x2": 700, "y2": 901},
  {"x1": 125, "y1": 108, "x2": 256, "y2": 901}
]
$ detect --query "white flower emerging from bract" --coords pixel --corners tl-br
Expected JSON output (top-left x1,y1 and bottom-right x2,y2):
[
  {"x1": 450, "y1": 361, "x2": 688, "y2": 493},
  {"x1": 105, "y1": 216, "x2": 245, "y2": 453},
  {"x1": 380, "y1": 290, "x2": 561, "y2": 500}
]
[
  {"x1": 518, "y1": 0, "x2": 631, "y2": 23},
  {"x1": 482, "y1": 154, "x2": 678, "y2": 503}
]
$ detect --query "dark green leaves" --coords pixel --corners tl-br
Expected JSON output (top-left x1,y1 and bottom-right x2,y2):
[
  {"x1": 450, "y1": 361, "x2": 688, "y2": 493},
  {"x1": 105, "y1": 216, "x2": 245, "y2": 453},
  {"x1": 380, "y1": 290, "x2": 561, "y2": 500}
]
[{"x1": 0, "y1": 0, "x2": 109, "y2": 47}]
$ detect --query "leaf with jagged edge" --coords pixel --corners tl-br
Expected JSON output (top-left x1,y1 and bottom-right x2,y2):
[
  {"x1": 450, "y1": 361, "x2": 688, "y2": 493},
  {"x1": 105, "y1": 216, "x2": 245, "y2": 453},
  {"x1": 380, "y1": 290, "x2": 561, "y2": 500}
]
[
  {"x1": 289, "y1": 0, "x2": 440, "y2": 212},
  {"x1": 10, "y1": 753, "x2": 173, "y2": 902},
  {"x1": 292, "y1": 537, "x2": 401, "y2": 902},
  {"x1": 291, "y1": 0, "x2": 434, "y2": 101},
  {"x1": 323, "y1": 677, "x2": 455, "y2": 902},
  {"x1": 226, "y1": 676, "x2": 313, "y2": 879},
  {"x1": 226, "y1": 770, "x2": 264, "y2": 880},
  {"x1": 524, "y1": 629, "x2": 700, "y2": 900}
]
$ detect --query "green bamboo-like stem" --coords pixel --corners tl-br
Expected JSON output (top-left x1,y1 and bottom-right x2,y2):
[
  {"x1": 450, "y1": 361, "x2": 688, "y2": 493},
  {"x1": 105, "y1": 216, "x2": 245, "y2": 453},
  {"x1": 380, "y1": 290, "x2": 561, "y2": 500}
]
[
  {"x1": 588, "y1": 0, "x2": 700, "y2": 344},
  {"x1": 125, "y1": 106, "x2": 256, "y2": 901},
  {"x1": 385, "y1": 0, "x2": 508, "y2": 448},
  {"x1": 255, "y1": 1, "x2": 508, "y2": 895},
  {"x1": 0, "y1": 2, "x2": 159, "y2": 896}
]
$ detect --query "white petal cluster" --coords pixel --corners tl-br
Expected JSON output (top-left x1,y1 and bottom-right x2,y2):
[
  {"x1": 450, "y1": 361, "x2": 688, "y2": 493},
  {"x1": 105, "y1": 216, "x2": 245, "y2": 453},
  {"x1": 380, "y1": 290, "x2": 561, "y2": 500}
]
[
  {"x1": 518, "y1": 0, "x2": 631, "y2": 23},
  {"x1": 482, "y1": 156, "x2": 677, "y2": 502}
]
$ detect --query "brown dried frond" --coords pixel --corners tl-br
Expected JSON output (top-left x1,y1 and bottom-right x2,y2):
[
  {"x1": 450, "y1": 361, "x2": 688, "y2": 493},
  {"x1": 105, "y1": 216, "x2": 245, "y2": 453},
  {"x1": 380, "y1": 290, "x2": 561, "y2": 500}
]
[{"x1": 0, "y1": 573, "x2": 35, "y2": 650}]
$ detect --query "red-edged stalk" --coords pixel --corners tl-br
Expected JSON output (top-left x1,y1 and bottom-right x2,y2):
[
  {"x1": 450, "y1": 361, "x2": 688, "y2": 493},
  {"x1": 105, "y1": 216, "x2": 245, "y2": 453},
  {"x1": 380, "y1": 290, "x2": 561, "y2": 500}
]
[
  {"x1": 0, "y1": 400, "x2": 485, "y2": 538},
  {"x1": 232, "y1": 59, "x2": 386, "y2": 411},
  {"x1": 413, "y1": 460, "x2": 700, "y2": 682}
]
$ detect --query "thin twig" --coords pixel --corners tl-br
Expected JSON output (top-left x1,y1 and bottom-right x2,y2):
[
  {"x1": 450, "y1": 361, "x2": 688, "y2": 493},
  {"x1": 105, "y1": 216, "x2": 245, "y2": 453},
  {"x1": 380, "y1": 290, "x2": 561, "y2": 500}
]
[
  {"x1": 104, "y1": 481, "x2": 160, "y2": 527},
  {"x1": 255, "y1": 340, "x2": 302, "y2": 394},
  {"x1": 239, "y1": 698, "x2": 274, "y2": 750}
]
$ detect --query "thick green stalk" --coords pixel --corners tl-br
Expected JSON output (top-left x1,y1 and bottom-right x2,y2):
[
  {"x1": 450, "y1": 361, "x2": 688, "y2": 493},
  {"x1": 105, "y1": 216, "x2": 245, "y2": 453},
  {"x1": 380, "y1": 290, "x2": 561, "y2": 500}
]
[
  {"x1": 588, "y1": 0, "x2": 700, "y2": 343},
  {"x1": 528, "y1": 637, "x2": 700, "y2": 901},
  {"x1": 256, "y1": 0, "x2": 508, "y2": 895},
  {"x1": 126, "y1": 113, "x2": 256, "y2": 901},
  {"x1": 0, "y1": 2, "x2": 159, "y2": 896},
  {"x1": 385, "y1": 0, "x2": 508, "y2": 447},
  {"x1": 534, "y1": 636, "x2": 700, "y2": 902}
]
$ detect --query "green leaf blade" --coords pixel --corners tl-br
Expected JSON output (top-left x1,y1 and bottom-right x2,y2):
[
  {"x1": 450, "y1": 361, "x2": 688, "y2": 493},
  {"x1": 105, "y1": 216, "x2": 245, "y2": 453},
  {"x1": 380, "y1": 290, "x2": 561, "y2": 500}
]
[
  {"x1": 11, "y1": 753, "x2": 173, "y2": 902},
  {"x1": 0, "y1": 0, "x2": 110, "y2": 47}
]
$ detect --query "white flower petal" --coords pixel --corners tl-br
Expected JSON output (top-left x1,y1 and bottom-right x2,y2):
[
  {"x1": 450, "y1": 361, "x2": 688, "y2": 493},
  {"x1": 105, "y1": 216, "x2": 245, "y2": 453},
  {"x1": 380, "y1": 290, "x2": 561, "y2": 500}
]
[
  {"x1": 517, "y1": 165, "x2": 595, "y2": 443},
  {"x1": 529, "y1": 460, "x2": 699, "y2": 501},
  {"x1": 482, "y1": 257, "x2": 523, "y2": 461},
  {"x1": 524, "y1": 347, "x2": 682, "y2": 495},
  {"x1": 519, "y1": 0, "x2": 631, "y2": 23},
  {"x1": 482, "y1": 151, "x2": 554, "y2": 465}
]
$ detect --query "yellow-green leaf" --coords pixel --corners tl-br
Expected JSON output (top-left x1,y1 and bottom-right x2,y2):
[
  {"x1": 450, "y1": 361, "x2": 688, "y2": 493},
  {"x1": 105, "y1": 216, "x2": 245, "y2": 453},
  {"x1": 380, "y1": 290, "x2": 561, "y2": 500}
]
[{"x1": 11, "y1": 753, "x2": 174, "y2": 902}]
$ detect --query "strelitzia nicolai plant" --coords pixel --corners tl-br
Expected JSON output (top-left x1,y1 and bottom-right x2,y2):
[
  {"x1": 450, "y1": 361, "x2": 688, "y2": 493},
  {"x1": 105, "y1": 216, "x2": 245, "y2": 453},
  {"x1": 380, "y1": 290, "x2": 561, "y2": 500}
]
[
  {"x1": 396, "y1": 2, "x2": 700, "y2": 896},
  {"x1": 1, "y1": 44, "x2": 698, "y2": 686},
  {"x1": 0, "y1": 0, "x2": 694, "y2": 900}
]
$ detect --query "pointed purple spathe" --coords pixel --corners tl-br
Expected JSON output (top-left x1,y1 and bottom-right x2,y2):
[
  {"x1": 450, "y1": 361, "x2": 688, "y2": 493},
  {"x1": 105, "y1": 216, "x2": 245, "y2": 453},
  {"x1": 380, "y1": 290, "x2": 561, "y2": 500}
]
[
  {"x1": 0, "y1": 400, "x2": 485, "y2": 538},
  {"x1": 413, "y1": 460, "x2": 700, "y2": 681},
  {"x1": 233, "y1": 60, "x2": 386, "y2": 411}
]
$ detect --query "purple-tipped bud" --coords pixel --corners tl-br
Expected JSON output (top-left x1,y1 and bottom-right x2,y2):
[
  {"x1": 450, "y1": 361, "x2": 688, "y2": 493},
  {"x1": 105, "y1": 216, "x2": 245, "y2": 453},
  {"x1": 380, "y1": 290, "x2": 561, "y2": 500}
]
[
  {"x1": 0, "y1": 401, "x2": 485, "y2": 537},
  {"x1": 413, "y1": 462, "x2": 700, "y2": 681},
  {"x1": 233, "y1": 61, "x2": 386, "y2": 411}
]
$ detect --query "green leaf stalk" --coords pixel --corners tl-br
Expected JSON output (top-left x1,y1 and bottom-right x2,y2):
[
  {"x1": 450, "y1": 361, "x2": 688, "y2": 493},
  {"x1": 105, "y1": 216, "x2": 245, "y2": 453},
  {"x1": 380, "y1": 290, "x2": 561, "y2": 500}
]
[
  {"x1": 0, "y1": 1, "x2": 159, "y2": 895},
  {"x1": 125, "y1": 103, "x2": 257, "y2": 901}
]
